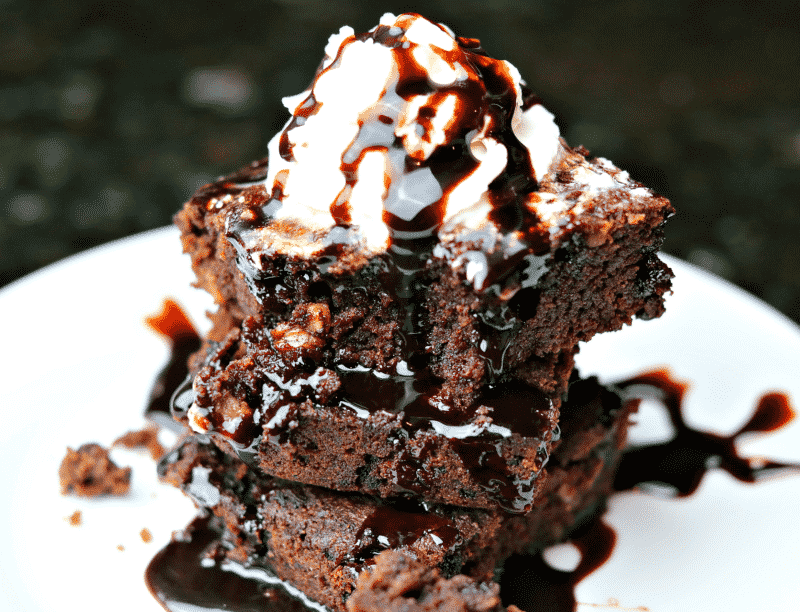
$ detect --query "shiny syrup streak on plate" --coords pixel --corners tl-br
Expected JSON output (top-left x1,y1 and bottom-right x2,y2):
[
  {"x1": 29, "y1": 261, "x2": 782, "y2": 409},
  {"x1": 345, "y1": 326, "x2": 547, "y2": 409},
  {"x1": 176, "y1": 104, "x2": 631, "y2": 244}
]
[{"x1": 143, "y1": 301, "x2": 798, "y2": 612}]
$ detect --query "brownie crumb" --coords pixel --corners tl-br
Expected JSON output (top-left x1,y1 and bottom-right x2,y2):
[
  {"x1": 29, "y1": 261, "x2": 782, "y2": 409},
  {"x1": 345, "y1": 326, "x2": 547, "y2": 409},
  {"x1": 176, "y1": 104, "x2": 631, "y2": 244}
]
[
  {"x1": 140, "y1": 528, "x2": 153, "y2": 543},
  {"x1": 66, "y1": 510, "x2": 82, "y2": 526},
  {"x1": 59, "y1": 443, "x2": 132, "y2": 497},
  {"x1": 113, "y1": 425, "x2": 166, "y2": 461}
]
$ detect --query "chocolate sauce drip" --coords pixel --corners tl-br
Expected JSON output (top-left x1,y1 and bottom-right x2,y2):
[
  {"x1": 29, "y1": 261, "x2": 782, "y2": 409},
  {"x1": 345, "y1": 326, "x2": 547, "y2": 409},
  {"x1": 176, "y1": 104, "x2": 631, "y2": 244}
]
[
  {"x1": 447, "y1": 435, "x2": 546, "y2": 513},
  {"x1": 475, "y1": 381, "x2": 554, "y2": 437},
  {"x1": 614, "y1": 370, "x2": 799, "y2": 496},
  {"x1": 337, "y1": 365, "x2": 444, "y2": 421},
  {"x1": 337, "y1": 366, "x2": 551, "y2": 434},
  {"x1": 346, "y1": 505, "x2": 459, "y2": 565},
  {"x1": 499, "y1": 518, "x2": 616, "y2": 612},
  {"x1": 279, "y1": 93, "x2": 319, "y2": 163},
  {"x1": 337, "y1": 366, "x2": 553, "y2": 511},
  {"x1": 146, "y1": 516, "x2": 318, "y2": 612},
  {"x1": 144, "y1": 299, "x2": 201, "y2": 430}
]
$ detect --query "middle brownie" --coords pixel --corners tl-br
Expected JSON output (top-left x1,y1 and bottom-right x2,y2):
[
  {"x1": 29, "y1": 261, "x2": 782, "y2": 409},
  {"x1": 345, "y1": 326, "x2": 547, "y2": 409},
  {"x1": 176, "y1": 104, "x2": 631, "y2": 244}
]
[{"x1": 174, "y1": 307, "x2": 560, "y2": 512}]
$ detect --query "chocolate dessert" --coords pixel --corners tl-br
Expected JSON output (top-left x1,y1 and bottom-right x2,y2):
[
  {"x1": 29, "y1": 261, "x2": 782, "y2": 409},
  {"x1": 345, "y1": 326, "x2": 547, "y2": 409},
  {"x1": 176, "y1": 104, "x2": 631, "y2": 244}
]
[
  {"x1": 159, "y1": 375, "x2": 637, "y2": 612},
  {"x1": 149, "y1": 12, "x2": 679, "y2": 612},
  {"x1": 172, "y1": 13, "x2": 672, "y2": 510}
]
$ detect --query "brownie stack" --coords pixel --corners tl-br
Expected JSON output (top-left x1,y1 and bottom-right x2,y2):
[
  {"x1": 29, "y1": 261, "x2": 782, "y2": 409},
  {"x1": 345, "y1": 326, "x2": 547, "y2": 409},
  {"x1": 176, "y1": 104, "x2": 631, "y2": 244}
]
[{"x1": 160, "y1": 13, "x2": 672, "y2": 611}]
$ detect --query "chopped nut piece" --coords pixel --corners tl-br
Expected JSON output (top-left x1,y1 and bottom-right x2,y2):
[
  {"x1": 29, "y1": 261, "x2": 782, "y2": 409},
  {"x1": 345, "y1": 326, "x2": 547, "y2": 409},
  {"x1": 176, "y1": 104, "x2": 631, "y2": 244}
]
[
  {"x1": 217, "y1": 395, "x2": 254, "y2": 428},
  {"x1": 270, "y1": 322, "x2": 325, "y2": 363},
  {"x1": 292, "y1": 302, "x2": 332, "y2": 335}
]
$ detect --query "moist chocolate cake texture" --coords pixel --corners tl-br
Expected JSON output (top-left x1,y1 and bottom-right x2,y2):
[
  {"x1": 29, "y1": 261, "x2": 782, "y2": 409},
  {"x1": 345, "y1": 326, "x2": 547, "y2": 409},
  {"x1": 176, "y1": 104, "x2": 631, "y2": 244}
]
[
  {"x1": 171, "y1": 12, "x2": 672, "y2": 512},
  {"x1": 154, "y1": 12, "x2": 673, "y2": 612},
  {"x1": 346, "y1": 550, "x2": 523, "y2": 612}
]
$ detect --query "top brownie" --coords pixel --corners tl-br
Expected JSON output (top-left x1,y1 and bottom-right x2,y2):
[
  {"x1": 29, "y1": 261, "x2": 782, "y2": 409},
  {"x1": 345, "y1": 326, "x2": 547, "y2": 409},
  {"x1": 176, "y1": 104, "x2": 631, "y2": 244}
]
[{"x1": 173, "y1": 13, "x2": 672, "y2": 510}]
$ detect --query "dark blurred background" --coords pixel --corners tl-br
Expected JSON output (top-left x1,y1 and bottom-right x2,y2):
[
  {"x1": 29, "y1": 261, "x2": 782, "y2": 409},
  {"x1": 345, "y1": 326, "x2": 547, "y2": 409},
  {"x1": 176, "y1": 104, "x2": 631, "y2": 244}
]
[{"x1": 1, "y1": 0, "x2": 798, "y2": 322}]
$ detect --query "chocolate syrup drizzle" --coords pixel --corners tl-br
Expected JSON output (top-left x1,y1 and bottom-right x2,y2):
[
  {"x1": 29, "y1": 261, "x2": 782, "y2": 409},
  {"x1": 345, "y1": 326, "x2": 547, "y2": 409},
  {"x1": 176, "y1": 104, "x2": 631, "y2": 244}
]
[
  {"x1": 147, "y1": 368, "x2": 798, "y2": 612},
  {"x1": 614, "y1": 369, "x2": 798, "y2": 496},
  {"x1": 345, "y1": 504, "x2": 460, "y2": 566},
  {"x1": 267, "y1": 16, "x2": 543, "y2": 252},
  {"x1": 144, "y1": 298, "x2": 201, "y2": 431}
]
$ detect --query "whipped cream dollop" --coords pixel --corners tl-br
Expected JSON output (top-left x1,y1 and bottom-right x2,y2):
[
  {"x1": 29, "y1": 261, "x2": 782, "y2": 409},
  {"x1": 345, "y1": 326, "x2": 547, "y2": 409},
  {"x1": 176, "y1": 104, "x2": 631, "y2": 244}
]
[
  {"x1": 228, "y1": 13, "x2": 654, "y2": 277},
  {"x1": 236, "y1": 13, "x2": 561, "y2": 260}
]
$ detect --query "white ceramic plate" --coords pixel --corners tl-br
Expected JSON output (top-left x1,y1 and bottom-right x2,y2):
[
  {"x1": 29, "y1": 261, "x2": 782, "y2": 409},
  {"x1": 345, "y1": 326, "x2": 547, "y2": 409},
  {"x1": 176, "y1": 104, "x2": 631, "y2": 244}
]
[{"x1": 1, "y1": 227, "x2": 798, "y2": 611}]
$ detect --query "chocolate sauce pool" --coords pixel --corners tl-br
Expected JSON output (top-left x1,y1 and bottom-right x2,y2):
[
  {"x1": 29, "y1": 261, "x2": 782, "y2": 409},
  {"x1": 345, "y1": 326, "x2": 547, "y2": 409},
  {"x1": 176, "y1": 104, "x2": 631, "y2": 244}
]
[
  {"x1": 499, "y1": 518, "x2": 616, "y2": 612},
  {"x1": 145, "y1": 361, "x2": 798, "y2": 612},
  {"x1": 146, "y1": 516, "x2": 322, "y2": 612}
]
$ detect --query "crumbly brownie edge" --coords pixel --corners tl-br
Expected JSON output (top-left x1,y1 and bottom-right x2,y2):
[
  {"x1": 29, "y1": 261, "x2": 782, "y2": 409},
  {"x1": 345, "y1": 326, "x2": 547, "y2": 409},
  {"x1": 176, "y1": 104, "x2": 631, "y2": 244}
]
[{"x1": 346, "y1": 550, "x2": 516, "y2": 612}]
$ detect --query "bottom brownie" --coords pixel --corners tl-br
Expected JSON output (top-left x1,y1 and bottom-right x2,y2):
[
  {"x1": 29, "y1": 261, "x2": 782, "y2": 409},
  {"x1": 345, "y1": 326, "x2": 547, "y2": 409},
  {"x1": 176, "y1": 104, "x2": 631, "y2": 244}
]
[{"x1": 158, "y1": 375, "x2": 635, "y2": 612}]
